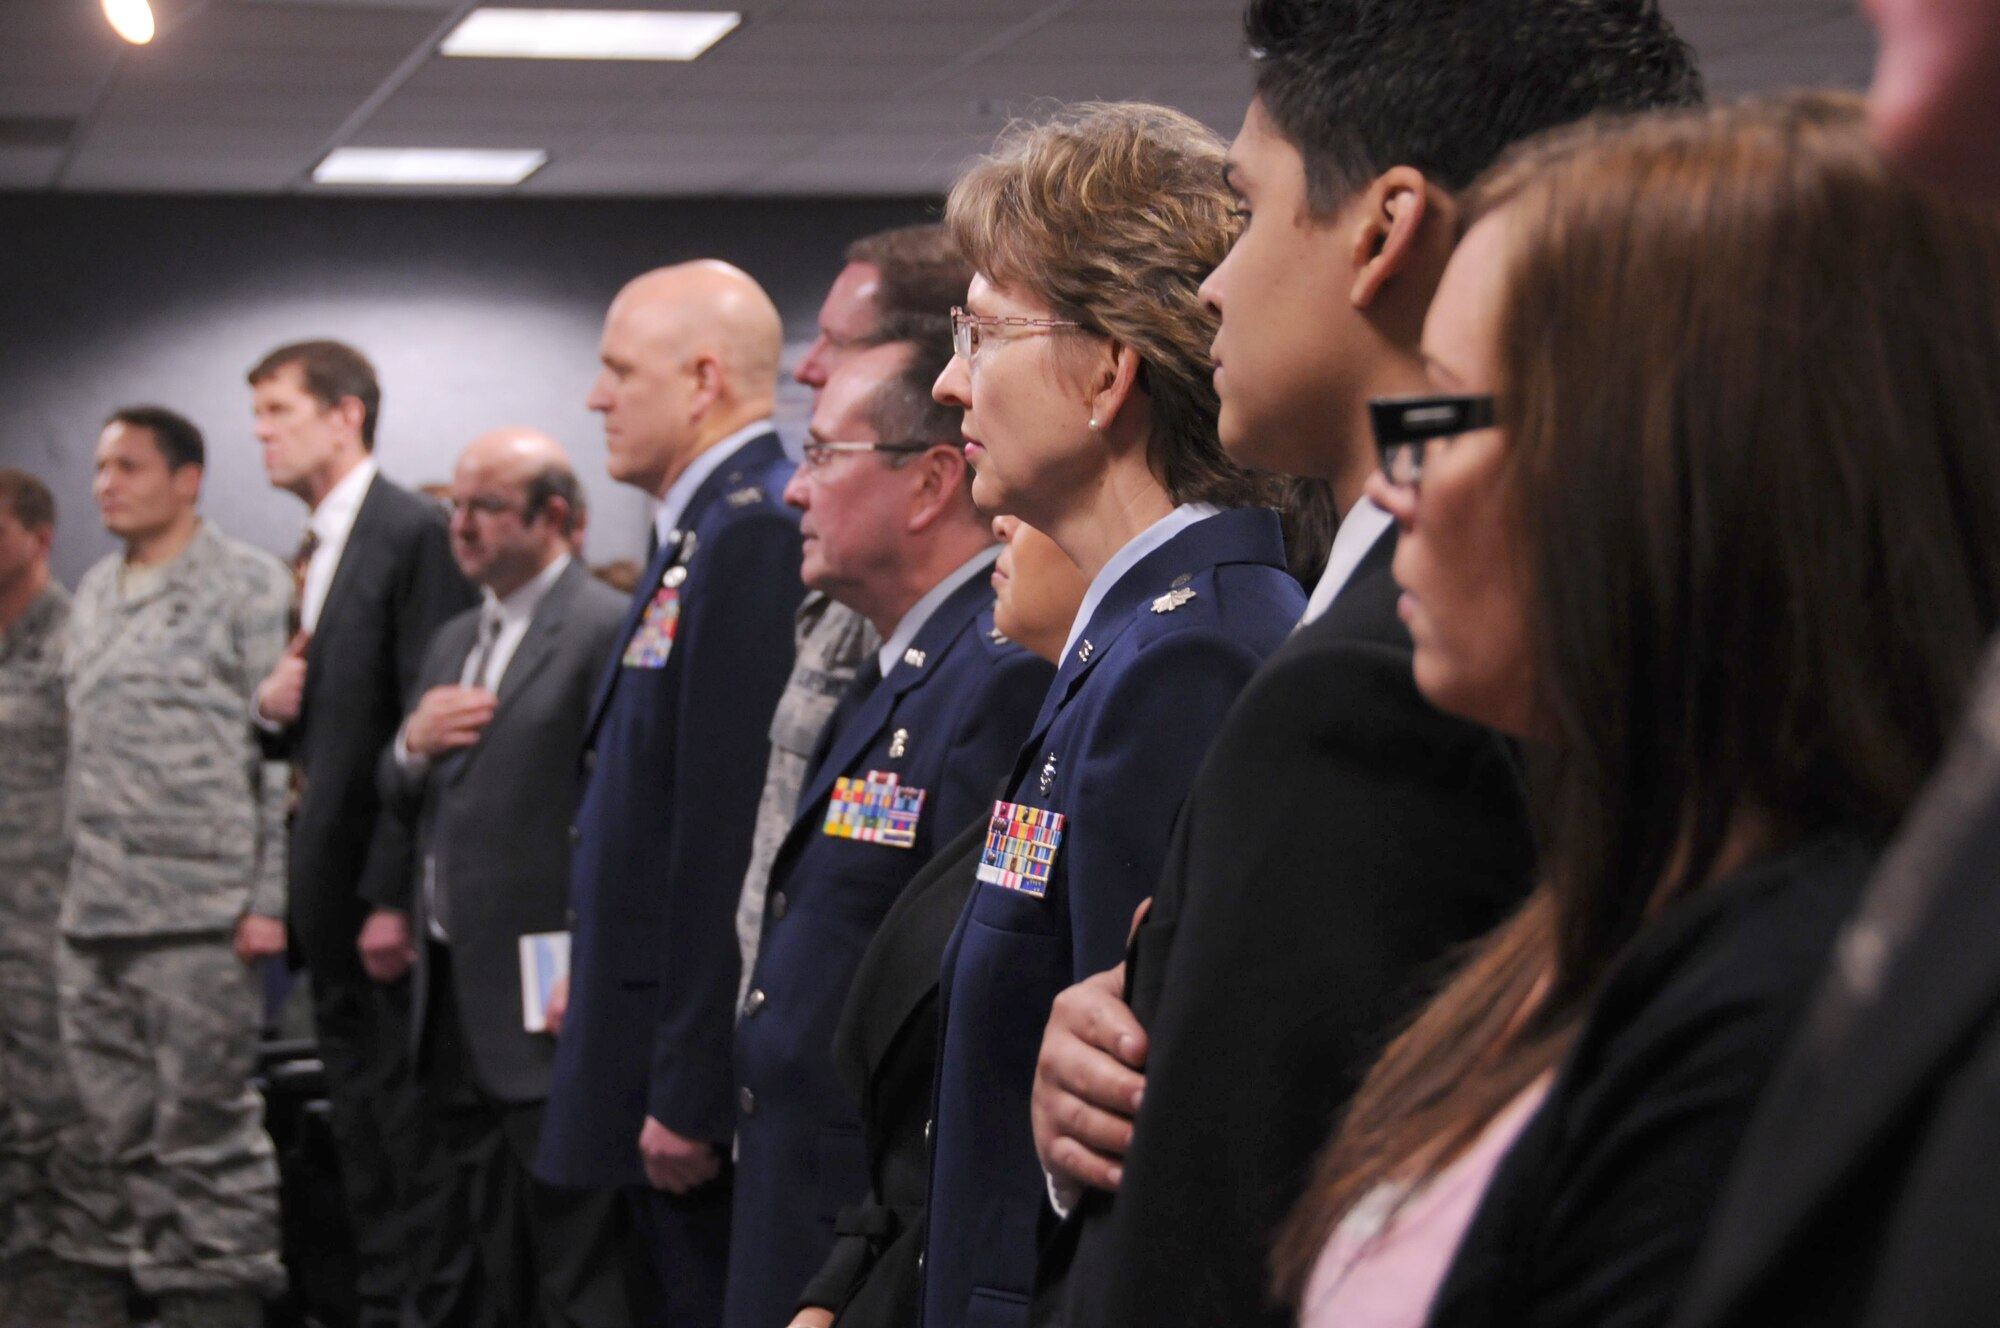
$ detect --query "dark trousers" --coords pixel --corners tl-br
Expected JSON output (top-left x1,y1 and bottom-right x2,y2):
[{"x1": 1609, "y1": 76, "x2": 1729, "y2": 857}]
[
  {"x1": 307, "y1": 949, "x2": 457, "y2": 1328},
  {"x1": 419, "y1": 945, "x2": 648, "y2": 1328},
  {"x1": 626, "y1": 1174, "x2": 732, "y2": 1328}
]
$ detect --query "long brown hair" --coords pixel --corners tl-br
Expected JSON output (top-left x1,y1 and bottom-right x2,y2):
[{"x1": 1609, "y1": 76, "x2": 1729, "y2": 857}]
[{"x1": 1274, "y1": 92, "x2": 2000, "y2": 1304}]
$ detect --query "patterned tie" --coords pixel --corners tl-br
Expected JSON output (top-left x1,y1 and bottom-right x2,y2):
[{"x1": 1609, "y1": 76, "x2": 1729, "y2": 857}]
[
  {"x1": 288, "y1": 528, "x2": 319, "y2": 637},
  {"x1": 462, "y1": 607, "x2": 504, "y2": 692}
]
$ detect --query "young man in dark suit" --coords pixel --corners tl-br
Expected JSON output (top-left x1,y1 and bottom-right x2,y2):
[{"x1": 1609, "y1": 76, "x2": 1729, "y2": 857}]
[
  {"x1": 250, "y1": 339, "x2": 476, "y2": 1327},
  {"x1": 1027, "y1": 6, "x2": 1700, "y2": 1326},
  {"x1": 724, "y1": 341, "x2": 1051, "y2": 1328},
  {"x1": 1668, "y1": 6, "x2": 2000, "y2": 1327},
  {"x1": 534, "y1": 261, "x2": 805, "y2": 1328},
  {"x1": 371, "y1": 429, "x2": 640, "y2": 1327}
]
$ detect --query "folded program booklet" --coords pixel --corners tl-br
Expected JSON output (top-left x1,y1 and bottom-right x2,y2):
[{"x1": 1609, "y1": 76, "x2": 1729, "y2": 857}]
[{"x1": 519, "y1": 930, "x2": 571, "y2": 1033}]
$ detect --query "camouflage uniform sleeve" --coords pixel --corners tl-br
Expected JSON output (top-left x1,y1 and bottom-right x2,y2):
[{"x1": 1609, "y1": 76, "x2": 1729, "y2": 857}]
[{"x1": 235, "y1": 554, "x2": 293, "y2": 920}]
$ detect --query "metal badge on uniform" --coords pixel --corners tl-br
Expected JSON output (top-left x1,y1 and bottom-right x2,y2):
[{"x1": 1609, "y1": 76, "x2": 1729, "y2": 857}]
[
  {"x1": 1152, "y1": 587, "x2": 1196, "y2": 613},
  {"x1": 903, "y1": 647, "x2": 927, "y2": 669},
  {"x1": 889, "y1": 728, "x2": 909, "y2": 758},
  {"x1": 1038, "y1": 751, "x2": 1058, "y2": 795},
  {"x1": 725, "y1": 485, "x2": 764, "y2": 508},
  {"x1": 823, "y1": 771, "x2": 926, "y2": 849},
  {"x1": 977, "y1": 799, "x2": 1066, "y2": 897},
  {"x1": 621, "y1": 583, "x2": 682, "y2": 668}
]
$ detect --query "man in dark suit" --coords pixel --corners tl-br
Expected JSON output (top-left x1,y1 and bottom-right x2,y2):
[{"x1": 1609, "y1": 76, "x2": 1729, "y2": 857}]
[
  {"x1": 724, "y1": 341, "x2": 1051, "y2": 1328},
  {"x1": 1664, "y1": 7, "x2": 2000, "y2": 1327},
  {"x1": 367, "y1": 429, "x2": 640, "y2": 1327},
  {"x1": 1026, "y1": 6, "x2": 1700, "y2": 1326},
  {"x1": 249, "y1": 339, "x2": 476, "y2": 1327},
  {"x1": 535, "y1": 261, "x2": 805, "y2": 1328}
]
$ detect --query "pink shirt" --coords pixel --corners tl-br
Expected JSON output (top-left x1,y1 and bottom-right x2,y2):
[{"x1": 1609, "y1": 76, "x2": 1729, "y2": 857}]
[{"x1": 1298, "y1": 1077, "x2": 1552, "y2": 1328}]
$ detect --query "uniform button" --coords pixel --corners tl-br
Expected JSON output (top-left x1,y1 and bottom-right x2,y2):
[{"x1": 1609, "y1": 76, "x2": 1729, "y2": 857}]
[
  {"x1": 568, "y1": 824, "x2": 581, "y2": 846},
  {"x1": 924, "y1": 1117, "x2": 934, "y2": 1147},
  {"x1": 737, "y1": 1086, "x2": 756, "y2": 1116},
  {"x1": 917, "y1": 1251, "x2": 925, "y2": 1276},
  {"x1": 582, "y1": 750, "x2": 597, "y2": 774},
  {"x1": 743, "y1": 989, "x2": 766, "y2": 1017},
  {"x1": 565, "y1": 908, "x2": 577, "y2": 929},
  {"x1": 770, "y1": 892, "x2": 789, "y2": 920}
]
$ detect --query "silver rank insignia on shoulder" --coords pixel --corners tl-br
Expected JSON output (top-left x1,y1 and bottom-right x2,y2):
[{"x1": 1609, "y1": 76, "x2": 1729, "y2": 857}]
[
  {"x1": 903, "y1": 647, "x2": 927, "y2": 668},
  {"x1": 662, "y1": 564, "x2": 688, "y2": 588},
  {"x1": 988, "y1": 626, "x2": 1011, "y2": 645},
  {"x1": 1077, "y1": 640, "x2": 1094, "y2": 663},
  {"x1": 889, "y1": 728, "x2": 909, "y2": 758},
  {"x1": 1039, "y1": 751, "x2": 1058, "y2": 795},
  {"x1": 725, "y1": 486, "x2": 763, "y2": 508},
  {"x1": 1152, "y1": 587, "x2": 1197, "y2": 614}
]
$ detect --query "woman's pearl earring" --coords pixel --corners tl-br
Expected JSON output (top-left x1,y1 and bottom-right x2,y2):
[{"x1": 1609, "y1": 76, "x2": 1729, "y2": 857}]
[{"x1": 1088, "y1": 417, "x2": 1100, "y2": 431}]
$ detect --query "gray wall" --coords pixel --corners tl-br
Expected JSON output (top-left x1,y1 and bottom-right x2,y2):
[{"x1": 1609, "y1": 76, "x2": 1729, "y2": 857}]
[{"x1": 0, "y1": 192, "x2": 936, "y2": 585}]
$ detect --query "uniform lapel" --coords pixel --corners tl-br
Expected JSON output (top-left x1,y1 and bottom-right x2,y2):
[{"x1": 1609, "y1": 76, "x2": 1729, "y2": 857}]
[{"x1": 584, "y1": 536, "x2": 680, "y2": 743}]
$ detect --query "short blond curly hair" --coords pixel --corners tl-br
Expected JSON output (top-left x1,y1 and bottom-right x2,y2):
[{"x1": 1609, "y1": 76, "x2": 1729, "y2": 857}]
[{"x1": 946, "y1": 101, "x2": 1267, "y2": 508}]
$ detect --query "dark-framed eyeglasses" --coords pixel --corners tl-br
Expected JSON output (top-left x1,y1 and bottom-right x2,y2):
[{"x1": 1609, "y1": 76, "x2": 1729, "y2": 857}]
[
  {"x1": 1369, "y1": 394, "x2": 1498, "y2": 491},
  {"x1": 950, "y1": 306, "x2": 1082, "y2": 363},
  {"x1": 799, "y1": 439, "x2": 935, "y2": 471}
]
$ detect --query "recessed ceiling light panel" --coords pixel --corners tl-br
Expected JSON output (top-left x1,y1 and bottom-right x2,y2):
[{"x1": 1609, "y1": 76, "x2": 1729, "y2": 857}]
[
  {"x1": 441, "y1": 8, "x2": 741, "y2": 61},
  {"x1": 313, "y1": 148, "x2": 549, "y2": 187}
]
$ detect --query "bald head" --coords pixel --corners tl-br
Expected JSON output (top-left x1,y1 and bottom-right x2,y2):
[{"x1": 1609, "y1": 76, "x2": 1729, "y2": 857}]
[
  {"x1": 589, "y1": 261, "x2": 784, "y2": 496},
  {"x1": 448, "y1": 427, "x2": 580, "y2": 595}
]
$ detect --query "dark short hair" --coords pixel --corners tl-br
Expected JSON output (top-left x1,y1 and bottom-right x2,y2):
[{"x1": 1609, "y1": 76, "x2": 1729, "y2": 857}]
[
  {"x1": 106, "y1": 405, "x2": 205, "y2": 472},
  {"x1": 845, "y1": 223, "x2": 973, "y2": 347},
  {"x1": 1244, "y1": 0, "x2": 1703, "y2": 214},
  {"x1": 869, "y1": 337, "x2": 961, "y2": 460},
  {"x1": 523, "y1": 464, "x2": 584, "y2": 536},
  {"x1": 0, "y1": 467, "x2": 55, "y2": 532},
  {"x1": 247, "y1": 339, "x2": 382, "y2": 449}
]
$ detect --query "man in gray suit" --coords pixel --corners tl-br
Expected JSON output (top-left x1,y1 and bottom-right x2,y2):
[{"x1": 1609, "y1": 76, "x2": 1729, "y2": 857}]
[{"x1": 368, "y1": 429, "x2": 640, "y2": 1327}]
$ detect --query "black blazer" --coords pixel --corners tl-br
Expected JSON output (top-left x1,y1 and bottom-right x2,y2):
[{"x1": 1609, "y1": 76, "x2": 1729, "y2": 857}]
[
  {"x1": 793, "y1": 814, "x2": 989, "y2": 1328},
  {"x1": 1428, "y1": 831, "x2": 1882, "y2": 1328},
  {"x1": 377, "y1": 559, "x2": 627, "y2": 1103},
  {"x1": 280, "y1": 473, "x2": 476, "y2": 978},
  {"x1": 1670, "y1": 701, "x2": 2000, "y2": 1328},
  {"x1": 1039, "y1": 529, "x2": 1537, "y2": 1328}
]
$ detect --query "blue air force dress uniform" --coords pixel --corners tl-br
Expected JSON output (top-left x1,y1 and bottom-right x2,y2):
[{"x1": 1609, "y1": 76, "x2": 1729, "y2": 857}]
[
  {"x1": 535, "y1": 427, "x2": 804, "y2": 1325},
  {"x1": 725, "y1": 549, "x2": 1054, "y2": 1328},
  {"x1": 921, "y1": 506, "x2": 1305, "y2": 1328}
]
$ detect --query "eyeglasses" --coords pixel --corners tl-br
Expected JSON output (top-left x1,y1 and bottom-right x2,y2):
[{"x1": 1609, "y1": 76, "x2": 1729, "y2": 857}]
[
  {"x1": 799, "y1": 439, "x2": 935, "y2": 470},
  {"x1": 950, "y1": 307, "x2": 1082, "y2": 363},
  {"x1": 443, "y1": 494, "x2": 525, "y2": 520},
  {"x1": 1369, "y1": 394, "x2": 1498, "y2": 491}
]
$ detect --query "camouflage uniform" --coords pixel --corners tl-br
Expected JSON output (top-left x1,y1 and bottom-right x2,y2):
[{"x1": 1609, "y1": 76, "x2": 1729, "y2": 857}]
[
  {"x1": 0, "y1": 583, "x2": 131, "y2": 1326},
  {"x1": 58, "y1": 520, "x2": 291, "y2": 1316},
  {"x1": 733, "y1": 593, "x2": 880, "y2": 1012}
]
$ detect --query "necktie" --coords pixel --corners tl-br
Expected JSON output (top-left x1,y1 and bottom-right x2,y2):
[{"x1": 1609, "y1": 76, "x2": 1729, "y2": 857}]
[
  {"x1": 462, "y1": 608, "x2": 504, "y2": 691},
  {"x1": 806, "y1": 655, "x2": 883, "y2": 784},
  {"x1": 288, "y1": 529, "x2": 319, "y2": 637}
]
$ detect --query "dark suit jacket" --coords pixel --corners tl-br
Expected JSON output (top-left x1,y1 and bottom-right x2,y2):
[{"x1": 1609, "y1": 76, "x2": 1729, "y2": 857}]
[
  {"x1": 725, "y1": 571, "x2": 1051, "y2": 1328},
  {"x1": 927, "y1": 509, "x2": 1304, "y2": 1328},
  {"x1": 536, "y1": 434, "x2": 804, "y2": 1190},
  {"x1": 1428, "y1": 832, "x2": 1880, "y2": 1328},
  {"x1": 1670, "y1": 685, "x2": 2000, "y2": 1328},
  {"x1": 282, "y1": 473, "x2": 476, "y2": 978},
  {"x1": 794, "y1": 815, "x2": 988, "y2": 1328},
  {"x1": 1040, "y1": 529, "x2": 1537, "y2": 1328},
  {"x1": 376, "y1": 559, "x2": 627, "y2": 1104}
]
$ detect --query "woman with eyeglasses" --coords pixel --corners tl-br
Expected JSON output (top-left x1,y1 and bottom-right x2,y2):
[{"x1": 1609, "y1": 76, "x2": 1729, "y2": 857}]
[
  {"x1": 915, "y1": 102, "x2": 1305, "y2": 1328},
  {"x1": 1266, "y1": 93, "x2": 2000, "y2": 1328}
]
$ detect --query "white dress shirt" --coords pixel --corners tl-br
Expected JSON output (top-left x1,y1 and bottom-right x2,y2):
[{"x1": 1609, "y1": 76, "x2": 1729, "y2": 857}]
[
  {"x1": 1299, "y1": 497, "x2": 1394, "y2": 628},
  {"x1": 1059, "y1": 504, "x2": 1222, "y2": 664},
  {"x1": 876, "y1": 546, "x2": 1000, "y2": 677},
  {"x1": 298, "y1": 459, "x2": 378, "y2": 634},
  {"x1": 652, "y1": 419, "x2": 776, "y2": 551}
]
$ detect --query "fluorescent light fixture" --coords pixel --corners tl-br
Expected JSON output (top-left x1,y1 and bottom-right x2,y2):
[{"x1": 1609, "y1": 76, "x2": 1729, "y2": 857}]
[
  {"x1": 104, "y1": 0, "x2": 156, "y2": 44},
  {"x1": 313, "y1": 148, "x2": 549, "y2": 187},
  {"x1": 441, "y1": 8, "x2": 740, "y2": 61}
]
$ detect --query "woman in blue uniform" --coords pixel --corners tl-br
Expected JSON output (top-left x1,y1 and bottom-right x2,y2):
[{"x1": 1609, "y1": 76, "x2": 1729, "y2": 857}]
[{"x1": 919, "y1": 101, "x2": 1307, "y2": 1328}]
